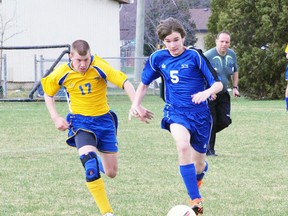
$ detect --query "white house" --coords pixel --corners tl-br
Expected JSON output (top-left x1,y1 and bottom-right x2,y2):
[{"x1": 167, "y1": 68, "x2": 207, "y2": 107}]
[{"x1": 0, "y1": 0, "x2": 130, "y2": 88}]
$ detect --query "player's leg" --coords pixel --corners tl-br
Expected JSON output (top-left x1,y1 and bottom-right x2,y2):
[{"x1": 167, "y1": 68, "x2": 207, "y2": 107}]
[
  {"x1": 196, "y1": 160, "x2": 208, "y2": 188},
  {"x1": 191, "y1": 114, "x2": 210, "y2": 187},
  {"x1": 85, "y1": 111, "x2": 119, "y2": 215},
  {"x1": 170, "y1": 124, "x2": 202, "y2": 207},
  {"x1": 76, "y1": 132, "x2": 114, "y2": 215},
  {"x1": 189, "y1": 149, "x2": 206, "y2": 215},
  {"x1": 162, "y1": 109, "x2": 206, "y2": 215},
  {"x1": 96, "y1": 112, "x2": 119, "y2": 179},
  {"x1": 285, "y1": 66, "x2": 288, "y2": 111},
  {"x1": 189, "y1": 109, "x2": 212, "y2": 215},
  {"x1": 98, "y1": 152, "x2": 118, "y2": 178},
  {"x1": 286, "y1": 83, "x2": 288, "y2": 111}
]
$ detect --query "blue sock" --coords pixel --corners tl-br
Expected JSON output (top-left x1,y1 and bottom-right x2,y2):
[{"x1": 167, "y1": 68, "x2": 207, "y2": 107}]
[
  {"x1": 180, "y1": 164, "x2": 201, "y2": 200},
  {"x1": 97, "y1": 155, "x2": 105, "y2": 174},
  {"x1": 286, "y1": 97, "x2": 288, "y2": 109},
  {"x1": 196, "y1": 161, "x2": 208, "y2": 181}
]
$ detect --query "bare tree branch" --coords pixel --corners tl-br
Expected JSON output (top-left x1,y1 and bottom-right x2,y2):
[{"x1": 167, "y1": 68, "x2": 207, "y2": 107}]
[{"x1": 0, "y1": 9, "x2": 24, "y2": 97}]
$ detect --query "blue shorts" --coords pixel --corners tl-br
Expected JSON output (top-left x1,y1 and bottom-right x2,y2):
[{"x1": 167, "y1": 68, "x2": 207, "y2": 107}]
[
  {"x1": 161, "y1": 105, "x2": 212, "y2": 154},
  {"x1": 66, "y1": 111, "x2": 119, "y2": 153},
  {"x1": 286, "y1": 65, "x2": 288, "y2": 81}
]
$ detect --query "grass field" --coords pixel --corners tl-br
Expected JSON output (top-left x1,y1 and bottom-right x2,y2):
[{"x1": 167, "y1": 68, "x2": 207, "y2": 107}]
[{"x1": 0, "y1": 95, "x2": 287, "y2": 216}]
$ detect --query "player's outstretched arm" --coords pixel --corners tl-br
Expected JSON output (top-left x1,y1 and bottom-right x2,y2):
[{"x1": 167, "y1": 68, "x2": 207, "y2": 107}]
[
  {"x1": 44, "y1": 94, "x2": 69, "y2": 131},
  {"x1": 192, "y1": 81, "x2": 223, "y2": 104},
  {"x1": 123, "y1": 80, "x2": 136, "y2": 103},
  {"x1": 129, "y1": 82, "x2": 154, "y2": 123}
]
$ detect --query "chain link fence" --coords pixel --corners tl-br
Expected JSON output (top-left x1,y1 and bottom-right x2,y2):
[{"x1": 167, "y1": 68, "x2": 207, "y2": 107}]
[{"x1": 0, "y1": 47, "x2": 160, "y2": 101}]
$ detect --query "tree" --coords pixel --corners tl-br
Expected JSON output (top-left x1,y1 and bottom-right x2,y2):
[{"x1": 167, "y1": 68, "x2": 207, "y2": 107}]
[
  {"x1": 144, "y1": 0, "x2": 210, "y2": 55},
  {"x1": 205, "y1": 0, "x2": 288, "y2": 99},
  {"x1": 0, "y1": 10, "x2": 23, "y2": 98}
]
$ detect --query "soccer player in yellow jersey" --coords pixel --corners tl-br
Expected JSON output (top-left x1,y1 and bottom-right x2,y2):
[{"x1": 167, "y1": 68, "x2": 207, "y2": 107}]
[
  {"x1": 41, "y1": 40, "x2": 152, "y2": 216},
  {"x1": 285, "y1": 44, "x2": 288, "y2": 111}
]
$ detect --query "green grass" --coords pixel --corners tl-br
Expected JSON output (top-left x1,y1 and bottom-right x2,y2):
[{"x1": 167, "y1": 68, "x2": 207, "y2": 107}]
[{"x1": 0, "y1": 96, "x2": 287, "y2": 216}]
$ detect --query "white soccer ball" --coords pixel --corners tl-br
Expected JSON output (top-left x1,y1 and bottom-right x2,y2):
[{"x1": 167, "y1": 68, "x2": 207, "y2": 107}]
[{"x1": 166, "y1": 205, "x2": 196, "y2": 216}]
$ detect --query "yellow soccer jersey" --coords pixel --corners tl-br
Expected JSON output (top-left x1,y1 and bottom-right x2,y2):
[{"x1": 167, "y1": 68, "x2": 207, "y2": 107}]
[
  {"x1": 41, "y1": 55, "x2": 128, "y2": 116},
  {"x1": 285, "y1": 44, "x2": 288, "y2": 53}
]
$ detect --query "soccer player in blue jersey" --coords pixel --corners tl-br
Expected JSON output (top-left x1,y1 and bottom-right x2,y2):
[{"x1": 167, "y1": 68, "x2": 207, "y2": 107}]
[
  {"x1": 129, "y1": 17, "x2": 223, "y2": 215},
  {"x1": 285, "y1": 44, "x2": 288, "y2": 111},
  {"x1": 204, "y1": 31, "x2": 240, "y2": 156},
  {"x1": 41, "y1": 40, "x2": 151, "y2": 216}
]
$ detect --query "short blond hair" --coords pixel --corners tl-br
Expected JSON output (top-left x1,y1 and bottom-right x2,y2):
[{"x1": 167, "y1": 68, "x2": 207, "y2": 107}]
[{"x1": 71, "y1": 40, "x2": 90, "y2": 56}]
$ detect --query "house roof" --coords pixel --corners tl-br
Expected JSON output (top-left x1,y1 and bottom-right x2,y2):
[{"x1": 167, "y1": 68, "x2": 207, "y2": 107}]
[
  {"x1": 120, "y1": 6, "x2": 211, "y2": 41},
  {"x1": 190, "y1": 8, "x2": 211, "y2": 31}
]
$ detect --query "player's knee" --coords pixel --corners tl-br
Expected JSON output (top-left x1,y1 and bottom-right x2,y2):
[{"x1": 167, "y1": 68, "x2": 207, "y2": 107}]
[
  {"x1": 105, "y1": 166, "x2": 118, "y2": 178},
  {"x1": 176, "y1": 142, "x2": 191, "y2": 155},
  {"x1": 80, "y1": 152, "x2": 100, "y2": 182},
  {"x1": 106, "y1": 171, "x2": 117, "y2": 179}
]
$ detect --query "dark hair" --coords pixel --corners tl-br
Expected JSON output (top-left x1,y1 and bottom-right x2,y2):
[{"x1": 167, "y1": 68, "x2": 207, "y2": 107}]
[
  {"x1": 156, "y1": 17, "x2": 186, "y2": 41},
  {"x1": 71, "y1": 40, "x2": 90, "y2": 56},
  {"x1": 216, "y1": 31, "x2": 231, "y2": 39}
]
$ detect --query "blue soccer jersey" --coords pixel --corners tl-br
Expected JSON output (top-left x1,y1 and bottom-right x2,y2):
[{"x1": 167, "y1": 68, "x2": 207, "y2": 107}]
[{"x1": 142, "y1": 48, "x2": 220, "y2": 111}]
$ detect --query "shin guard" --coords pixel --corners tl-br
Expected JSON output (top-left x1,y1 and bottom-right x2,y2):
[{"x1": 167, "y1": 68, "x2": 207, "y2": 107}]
[{"x1": 80, "y1": 152, "x2": 100, "y2": 182}]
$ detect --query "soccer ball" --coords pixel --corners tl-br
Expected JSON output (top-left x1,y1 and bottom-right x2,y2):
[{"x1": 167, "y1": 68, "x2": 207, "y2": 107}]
[{"x1": 166, "y1": 205, "x2": 196, "y2": 216}]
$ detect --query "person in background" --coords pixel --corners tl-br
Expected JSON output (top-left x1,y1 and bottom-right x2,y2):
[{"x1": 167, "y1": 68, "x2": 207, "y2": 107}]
[
  {"x1": 129, "y1": 17, "x2": 223, "y2": 215},
  {"x1": 285, "y1": 44, "x2": 288, "y2": 111},
  {"x1": 41, "y1": 40, "x2": 152, "y2": 216},
  {"x1": 204, "y1": 31, "x2": 240, "y2": 156}
]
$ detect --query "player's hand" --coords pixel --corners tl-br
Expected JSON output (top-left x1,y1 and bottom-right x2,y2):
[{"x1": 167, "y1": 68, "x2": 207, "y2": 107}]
[
  {"x1": 129, "y1": 108, "x2": 140, "y2": 119},
  {"x1": 210, "y1": 93, "x2": 217, "y2": 101},
  {"x1": 191, "y1": 91, "x2": 211, "y2": 104},
  {"x1": 141, "y1": 108, "x2": 154, "y2": 123},
  {"x1": 52, "y1": 116, "x2": 69, "y2": 131},
  {"x1": 129, "y1": 105, "x2": 154, "y2": 124}
]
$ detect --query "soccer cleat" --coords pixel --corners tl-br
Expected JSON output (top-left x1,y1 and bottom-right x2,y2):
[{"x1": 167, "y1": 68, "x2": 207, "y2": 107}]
[
  {"x1": 189, "y1": 198, "x2": 204, "y2": 215},
  {"x1": 103, "y1": 213, "x2": 115, "y2": 216}
]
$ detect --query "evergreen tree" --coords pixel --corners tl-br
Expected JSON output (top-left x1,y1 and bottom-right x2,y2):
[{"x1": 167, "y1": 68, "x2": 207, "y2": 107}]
[{"x1": 206, "y1": 0, "x2": 288, "y2": 99}]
